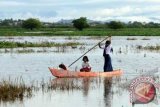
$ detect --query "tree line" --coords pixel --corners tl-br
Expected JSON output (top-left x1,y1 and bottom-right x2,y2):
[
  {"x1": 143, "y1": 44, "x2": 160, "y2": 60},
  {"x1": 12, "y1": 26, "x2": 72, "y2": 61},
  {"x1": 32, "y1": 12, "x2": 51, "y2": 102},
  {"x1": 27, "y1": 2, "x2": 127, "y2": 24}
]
[{"x1": 0, "y1": 17, "x2": 160, "y2": 30}]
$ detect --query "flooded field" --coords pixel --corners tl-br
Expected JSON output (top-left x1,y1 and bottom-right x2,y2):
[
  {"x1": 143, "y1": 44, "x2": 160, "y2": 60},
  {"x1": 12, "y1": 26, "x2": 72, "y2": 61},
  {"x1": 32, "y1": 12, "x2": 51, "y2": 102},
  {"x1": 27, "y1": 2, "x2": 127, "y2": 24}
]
[{"x1": 0, "y1": 36, "x2": 160, "y2": 107}]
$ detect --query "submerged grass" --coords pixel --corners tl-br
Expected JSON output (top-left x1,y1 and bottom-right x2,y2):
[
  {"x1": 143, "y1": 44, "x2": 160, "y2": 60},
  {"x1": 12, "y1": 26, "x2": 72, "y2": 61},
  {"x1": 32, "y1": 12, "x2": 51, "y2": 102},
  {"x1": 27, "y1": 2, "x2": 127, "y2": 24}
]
[
  {"x1": 0, "y1": 41, "x2": 82, "y2": 48},
  {"x1": 44, "y1": 77, "x2": 122, "y2": 92},
  {"x1": 0, "y1": 48, "x2": 68, "y2": 53},
  {"x1": 0, "y1": 79, "x2": 32, "y2": 102},
  {"x1": 46, "y1": 78, "x2": 82, "y2": 91},
  {"x1": 126, "y1": 37, "x2": 137, "y2": 40},
  {"x1": 0, "y1": 76, "x2": 147, "y2": 103},
  {"x1": 136, "y1": 45, "x2": 160, "y2": 51},
  {"x1": 141, "y1": 38, "x2": 150, "y2": 40}
]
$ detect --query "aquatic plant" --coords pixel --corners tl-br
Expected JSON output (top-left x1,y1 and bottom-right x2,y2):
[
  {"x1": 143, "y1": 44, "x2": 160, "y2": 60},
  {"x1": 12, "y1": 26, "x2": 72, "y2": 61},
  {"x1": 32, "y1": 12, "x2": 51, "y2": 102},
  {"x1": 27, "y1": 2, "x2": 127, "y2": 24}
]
[
  {"x1": 136, "y1": 45, "x2": 160, "y2": 51},
  {"x1": 0, "y1": 41, "x2": 82, "y2": 48},
  {"x1": 45, "y1": 78, "x2": 82, "y2": 91},
  {"x1": 126, "y1": 37, "x2": 137, "y2": 40},
  {"x1": 0, "y1": 79, "x2": 32, "y2": 102},
  {"x1": 16, "y1": 49, "x2": 35, "y2": 53},
  {"x1": 141, "y1": 38, "x2": 150, "y2": 40}
]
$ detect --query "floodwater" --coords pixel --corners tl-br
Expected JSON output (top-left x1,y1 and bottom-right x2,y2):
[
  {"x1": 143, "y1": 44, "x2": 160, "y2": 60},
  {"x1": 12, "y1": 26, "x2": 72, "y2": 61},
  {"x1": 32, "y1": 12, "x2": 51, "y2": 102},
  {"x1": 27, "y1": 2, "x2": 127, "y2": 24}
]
[{"x1": 0, "y1": 36, "x2": 160, "y2": 107}]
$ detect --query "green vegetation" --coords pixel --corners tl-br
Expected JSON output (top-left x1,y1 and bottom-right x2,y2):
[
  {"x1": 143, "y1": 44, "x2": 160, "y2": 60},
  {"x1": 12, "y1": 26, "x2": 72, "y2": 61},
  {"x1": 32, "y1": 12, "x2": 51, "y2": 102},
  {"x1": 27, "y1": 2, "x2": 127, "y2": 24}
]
[
  {"x1": 136, "y1": 45, "x2": 160, "y2": 50},
  {"x1": 0, "y1": 18, "x2": 160, "y2": 36},
  {"x1": 0, "y1": 41, "x2": 81, "y2": 48},
  {"x1": 22, "y1": 18, "x2": 41, "y2": 30},
  {"x1": 72, "y1": 17, "x2": 89, "y2": 31},
  {"x1": 0, "y1": 80, "x2": 32, "y2": 102},
  {"x1": 126, "y1": 37, "x2": 137, "y2": 40},
  {"x1": 141, "y1": 38, "x2": 150, "y2": 40},
  {"x1": 107, "y1": 21, "x2": 124, "y2": 29},
  {"x1": 0, "y1": 27, "x2": 160, "y2": 36}
]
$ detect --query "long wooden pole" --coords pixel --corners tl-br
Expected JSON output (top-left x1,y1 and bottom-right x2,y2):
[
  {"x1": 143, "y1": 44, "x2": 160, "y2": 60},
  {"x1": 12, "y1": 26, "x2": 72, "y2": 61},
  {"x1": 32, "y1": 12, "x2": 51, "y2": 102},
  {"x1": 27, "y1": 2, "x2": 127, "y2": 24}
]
[{"x1": 68, "y1": 36, "x2": 110, "y2": 67}]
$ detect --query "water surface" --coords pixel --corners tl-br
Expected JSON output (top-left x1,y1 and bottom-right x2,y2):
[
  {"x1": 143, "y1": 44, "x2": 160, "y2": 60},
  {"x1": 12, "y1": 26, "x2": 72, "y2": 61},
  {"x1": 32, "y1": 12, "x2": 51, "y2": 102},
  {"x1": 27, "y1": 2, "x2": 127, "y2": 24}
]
[{"x1": 0, "y1": 36, "x2": 160, "y2": 107}]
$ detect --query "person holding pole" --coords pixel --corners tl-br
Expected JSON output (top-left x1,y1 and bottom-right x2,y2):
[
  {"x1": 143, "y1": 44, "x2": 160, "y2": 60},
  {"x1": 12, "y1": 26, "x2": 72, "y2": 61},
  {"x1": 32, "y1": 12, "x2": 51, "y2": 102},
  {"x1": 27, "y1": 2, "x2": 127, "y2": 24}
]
[
  {"x1": 68, "y1": 36, "x2": 110, "y2": 68},
  {"x1": 98, "y1": 36, "x2": 113, "y2": 72}
]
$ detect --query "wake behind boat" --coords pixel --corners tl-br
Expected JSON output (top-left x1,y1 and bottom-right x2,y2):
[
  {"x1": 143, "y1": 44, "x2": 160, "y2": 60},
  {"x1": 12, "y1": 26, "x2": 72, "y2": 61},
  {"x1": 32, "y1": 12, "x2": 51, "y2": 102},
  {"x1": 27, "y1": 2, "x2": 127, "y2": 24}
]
[{"x1": 48, "y1": 67, "x2": 123, "y2": 78}]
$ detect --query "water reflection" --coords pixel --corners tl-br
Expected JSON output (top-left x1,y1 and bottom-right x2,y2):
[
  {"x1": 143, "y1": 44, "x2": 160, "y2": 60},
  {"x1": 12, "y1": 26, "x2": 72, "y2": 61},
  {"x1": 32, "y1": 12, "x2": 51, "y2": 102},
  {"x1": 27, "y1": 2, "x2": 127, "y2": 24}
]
[
  {"x1": 50, "y1": 78, "x2": 92, "y2": 92},
  {"x1": 50, "y1": 78, "x2": 80, "y2": 91},
  {"x1": 104, "y1": 78, "x2": 112, "y2": 107},
  {"x1": 82, "y1": 78, "x2": 90, "y2": 97},
  {"x1": 51, "y1": 77, "x2": 114, "y2": 107},
  {"x1": 1, "y1": 76, "x2": 159, "y2": 107}
]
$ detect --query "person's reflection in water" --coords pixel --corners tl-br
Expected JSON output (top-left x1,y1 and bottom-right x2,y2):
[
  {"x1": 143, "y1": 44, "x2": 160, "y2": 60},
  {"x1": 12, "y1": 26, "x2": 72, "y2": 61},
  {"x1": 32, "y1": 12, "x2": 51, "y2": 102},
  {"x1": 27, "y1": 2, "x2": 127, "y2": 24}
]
[
  {"x1": 82, "y1": 77, "x2": 90, "y2": 97},
  {"x1": 104, "y1": 77, "x2": 112, "y2": 107}
]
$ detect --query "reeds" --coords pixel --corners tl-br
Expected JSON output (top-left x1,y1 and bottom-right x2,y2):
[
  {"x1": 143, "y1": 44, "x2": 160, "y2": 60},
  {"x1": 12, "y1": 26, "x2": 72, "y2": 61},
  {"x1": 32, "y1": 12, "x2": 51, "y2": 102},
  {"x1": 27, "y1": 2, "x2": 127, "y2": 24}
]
[
  {"x1": 0, "y1": 41, "x2": 82, "y2": 48},
  {"x1": 136, "y1": 45, "x2": 160, "y2": 51},
  {"x1": 126, "y1": 37, "x2": 137, "y2": 40},
  {"x1": 40, "y1": 78, "x2": 113, "y2": 92},
  {"x1": 44, "y1": 78, "x2": 83, "y2": 91},
  {"x1": 141, "y1": 38, "x2": 150, "y2": 40},
  {"x1": 0, "y1": 79, "x2": 32, "y2": 102},
  {"x1": 2, "y1": 75, "x2": 158, "y2": 103},
  {"x1": 0, "y1": 47, "x2": 70, "y2": 53}
]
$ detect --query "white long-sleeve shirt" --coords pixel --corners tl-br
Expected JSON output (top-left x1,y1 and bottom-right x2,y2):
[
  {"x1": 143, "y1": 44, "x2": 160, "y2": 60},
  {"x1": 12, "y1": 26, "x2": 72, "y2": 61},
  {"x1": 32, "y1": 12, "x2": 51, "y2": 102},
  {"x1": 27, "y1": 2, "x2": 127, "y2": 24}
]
[{"x1": 99, "y1": 44, "x2": 112, "y2": 55}]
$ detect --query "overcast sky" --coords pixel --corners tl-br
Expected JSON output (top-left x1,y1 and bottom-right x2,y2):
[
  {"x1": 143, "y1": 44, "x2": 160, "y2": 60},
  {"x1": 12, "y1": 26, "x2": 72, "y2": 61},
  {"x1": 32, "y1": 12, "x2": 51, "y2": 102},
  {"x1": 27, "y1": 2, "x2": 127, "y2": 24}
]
[{"x1": 0, "y1": 0, "x2": 160, "y2": 22}]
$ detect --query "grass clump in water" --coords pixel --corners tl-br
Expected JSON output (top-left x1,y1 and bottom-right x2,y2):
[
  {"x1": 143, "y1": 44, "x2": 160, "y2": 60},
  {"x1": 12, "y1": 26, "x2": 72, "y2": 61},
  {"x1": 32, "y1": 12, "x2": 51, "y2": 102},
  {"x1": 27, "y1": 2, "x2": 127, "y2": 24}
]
[
  {"x1": 0, "y1": 80, "x2": 32, "y2": 102},
  {"x1": 126, "y1": 37, "x2": 137, "y2": 40},
  {"x1": 0, "y1": 41, "x2": 82, "y2": 48},
  {"x1": 136, "y1": 45, "x2": 160, "y2": 51},
  {"x1": 45, "y1": 78, "x2": 82, "y2": 91},
  {"x1": 141, "y1": 38, "x2": 150, "y2": 40}
]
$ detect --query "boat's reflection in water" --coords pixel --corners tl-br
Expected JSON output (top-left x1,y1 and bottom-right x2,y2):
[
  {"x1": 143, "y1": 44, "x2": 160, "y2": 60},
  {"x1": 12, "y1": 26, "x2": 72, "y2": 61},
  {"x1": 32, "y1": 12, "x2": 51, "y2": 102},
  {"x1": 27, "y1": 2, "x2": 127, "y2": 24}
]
[
  {"x1": 51, "y1": 77, "x2": 113, "y2": 107},
  {"x1": 82, "y1": 77, "x2": 90, "y2": 96},
  {"x1": 51, "y1": 77, "x2": 92, "y2": 93}
]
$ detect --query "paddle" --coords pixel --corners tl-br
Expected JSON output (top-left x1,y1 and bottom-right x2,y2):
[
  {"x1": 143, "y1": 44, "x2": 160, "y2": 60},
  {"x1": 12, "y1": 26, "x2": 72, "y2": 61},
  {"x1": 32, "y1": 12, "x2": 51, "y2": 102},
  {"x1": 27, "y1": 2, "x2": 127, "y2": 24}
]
[{"x1": 68, "y1": 36, "x2": 110, "y2": 68}]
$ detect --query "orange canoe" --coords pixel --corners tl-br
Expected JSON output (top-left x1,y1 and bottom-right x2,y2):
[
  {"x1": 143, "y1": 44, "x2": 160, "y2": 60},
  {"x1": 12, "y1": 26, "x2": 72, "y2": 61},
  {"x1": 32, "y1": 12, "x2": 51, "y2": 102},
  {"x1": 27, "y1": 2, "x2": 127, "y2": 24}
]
[{"x1": 49, "y1": 67, "x2": 123, "y2": 78}]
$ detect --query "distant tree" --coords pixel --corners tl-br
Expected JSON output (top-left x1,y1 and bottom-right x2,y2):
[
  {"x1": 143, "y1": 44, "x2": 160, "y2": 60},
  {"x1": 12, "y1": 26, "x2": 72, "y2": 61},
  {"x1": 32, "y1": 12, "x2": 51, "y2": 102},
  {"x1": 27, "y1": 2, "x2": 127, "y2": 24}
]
[
  {"x1": 131, "y1": 21, "x2": 144, "y2": 28},
  {"x1": 107, "y1": 21, "x2": 124, "y2": 29},
  {"x1": 22, "y1": 18, "x2": 41, "y2": 30},
  {"x1": 0, "y1": 19, "x2": 13, "y2": 26},
  {"x1": 72, "y1": 17, "x2": 89, "y2": 31},
  {"x1": 145, "y1": 22, "x2": 160, "y2": 28}
]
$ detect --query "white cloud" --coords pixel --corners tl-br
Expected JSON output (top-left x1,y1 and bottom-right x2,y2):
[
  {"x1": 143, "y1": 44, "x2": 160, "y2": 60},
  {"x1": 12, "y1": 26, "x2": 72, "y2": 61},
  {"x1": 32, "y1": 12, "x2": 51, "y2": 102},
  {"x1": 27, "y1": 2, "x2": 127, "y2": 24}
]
[
  {"x1": 92, "y1": 6, "x2": 160, "y2": 17},
  {"x1": 132, "y1": 0, "x2": 160, "y2": 3},
  {"x1": 111, "y1": 0, "x2": 160, "y2": 3},
  {"x1": 95, "y1": 7, "x2": 132, "y2": 17},
  {"x1": 0, "y1": 0, "x2": 160, "y2": 23},
  {"x1": 0, "y1": 1, "x2": 25, "y2": 6}
]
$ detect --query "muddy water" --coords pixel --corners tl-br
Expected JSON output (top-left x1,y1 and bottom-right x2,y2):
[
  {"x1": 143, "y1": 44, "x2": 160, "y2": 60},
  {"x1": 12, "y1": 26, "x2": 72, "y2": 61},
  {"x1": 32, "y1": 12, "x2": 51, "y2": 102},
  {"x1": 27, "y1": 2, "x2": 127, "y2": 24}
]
[{"x1": 0, "y1": 36, "x2": 160, "y2": 107}]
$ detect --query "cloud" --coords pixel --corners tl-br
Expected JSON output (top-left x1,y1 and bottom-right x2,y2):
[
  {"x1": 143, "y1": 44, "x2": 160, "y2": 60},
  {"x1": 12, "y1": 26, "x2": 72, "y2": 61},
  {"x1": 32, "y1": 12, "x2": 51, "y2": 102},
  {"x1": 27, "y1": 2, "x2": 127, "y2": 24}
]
[
  {"x1": 0, "y1": 1, "x2": 26, "y2": 7},
  {"x1": 94, "y1": 7, "x2": 133, "y2": 17},
  {"x1": 0, "y1": 0, "x2": 160, "y2": 23},
  {"x1": 93, "y1": 6, "x2": 160, "y2": 17}
]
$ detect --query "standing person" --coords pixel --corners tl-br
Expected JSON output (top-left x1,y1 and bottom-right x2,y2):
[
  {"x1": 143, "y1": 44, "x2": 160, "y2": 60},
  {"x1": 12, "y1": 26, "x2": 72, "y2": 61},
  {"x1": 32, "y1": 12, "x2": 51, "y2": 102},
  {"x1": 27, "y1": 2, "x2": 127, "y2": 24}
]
[
  {"x1": 99, "y1": 37, "x2": 113, "y2": 72},
  {"x1": 80, "y1": 56, "x2": 91, "y2": 72}
]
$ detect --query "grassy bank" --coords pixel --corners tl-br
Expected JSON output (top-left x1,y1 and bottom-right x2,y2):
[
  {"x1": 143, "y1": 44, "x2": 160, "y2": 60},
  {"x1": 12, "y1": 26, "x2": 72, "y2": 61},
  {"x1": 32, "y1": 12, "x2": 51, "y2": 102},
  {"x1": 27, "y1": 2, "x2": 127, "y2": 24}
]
[
  {"x1": 0, "y1": 27, "x2": 160, "y2": 36},
  {"x1": 0, "y1": 41, "x2": 81, "y2": 48}
]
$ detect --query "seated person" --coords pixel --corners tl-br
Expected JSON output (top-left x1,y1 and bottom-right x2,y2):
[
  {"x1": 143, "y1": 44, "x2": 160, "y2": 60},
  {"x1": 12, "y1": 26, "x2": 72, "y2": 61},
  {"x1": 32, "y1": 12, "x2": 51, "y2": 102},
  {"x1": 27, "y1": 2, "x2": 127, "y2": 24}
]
[
  {"x1": 59, "y1": 63, "x2": 67, "y2": 70},
  {"x1": 80, "y1": 56, "x2": 91, "y2": 72}
]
